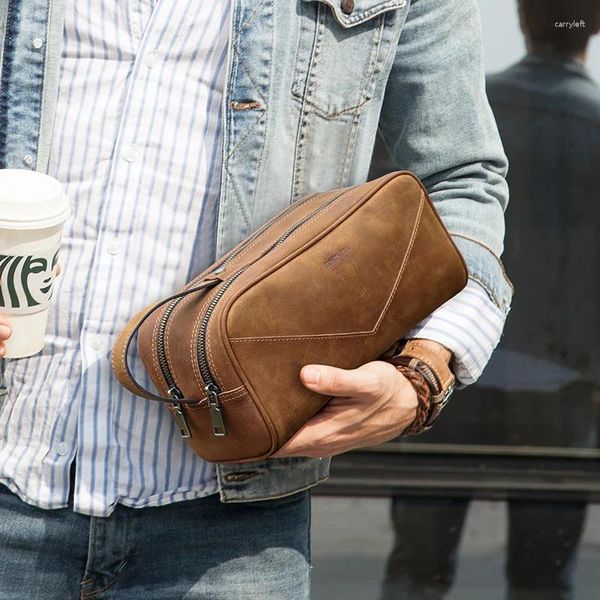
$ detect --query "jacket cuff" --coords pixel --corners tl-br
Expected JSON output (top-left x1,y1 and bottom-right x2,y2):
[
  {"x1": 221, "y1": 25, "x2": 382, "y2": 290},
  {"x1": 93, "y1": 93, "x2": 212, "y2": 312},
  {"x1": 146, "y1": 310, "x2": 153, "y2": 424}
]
[{"x1": 450, "y1": 234, "x2": 513, "y2": 316}]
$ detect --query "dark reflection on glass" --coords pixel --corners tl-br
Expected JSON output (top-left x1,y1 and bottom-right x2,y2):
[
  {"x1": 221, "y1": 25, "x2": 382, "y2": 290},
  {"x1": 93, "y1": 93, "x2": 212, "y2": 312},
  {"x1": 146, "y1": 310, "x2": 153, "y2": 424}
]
[{"x1": 384, "y1": 1, "x2": 600, "y2": 598}]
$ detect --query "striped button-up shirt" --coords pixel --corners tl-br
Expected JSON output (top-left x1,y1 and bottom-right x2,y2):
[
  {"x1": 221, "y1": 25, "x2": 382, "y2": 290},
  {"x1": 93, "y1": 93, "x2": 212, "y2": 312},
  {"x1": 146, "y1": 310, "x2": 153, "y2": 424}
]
[
  {"x1": 0, "y1": 0, "x2": 503, "y2": 517},
  {"x1": 0, "y1": 1, "x2": 230, "y2": 517}
]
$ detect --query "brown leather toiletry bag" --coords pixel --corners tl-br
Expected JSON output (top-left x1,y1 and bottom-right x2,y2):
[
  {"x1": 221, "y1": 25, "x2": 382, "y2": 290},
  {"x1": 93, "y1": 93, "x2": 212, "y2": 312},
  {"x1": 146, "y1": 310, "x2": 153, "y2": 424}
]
[{"x1": 112, "y1": 171, "x2": 468, "y2": 463}]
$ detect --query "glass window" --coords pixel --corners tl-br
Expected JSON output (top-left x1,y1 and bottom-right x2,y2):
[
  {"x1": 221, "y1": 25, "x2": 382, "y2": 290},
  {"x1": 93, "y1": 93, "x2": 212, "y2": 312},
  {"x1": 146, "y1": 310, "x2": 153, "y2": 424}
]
[{"x1": 313, "y1": 2, "x2": 600, "y2": 598}]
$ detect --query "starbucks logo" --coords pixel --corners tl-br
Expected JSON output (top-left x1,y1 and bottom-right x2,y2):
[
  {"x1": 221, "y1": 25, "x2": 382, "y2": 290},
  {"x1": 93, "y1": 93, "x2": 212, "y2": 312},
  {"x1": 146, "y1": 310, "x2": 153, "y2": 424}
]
[{"x1": 0, "y1": 247, "x2": 59, "y2": 312}]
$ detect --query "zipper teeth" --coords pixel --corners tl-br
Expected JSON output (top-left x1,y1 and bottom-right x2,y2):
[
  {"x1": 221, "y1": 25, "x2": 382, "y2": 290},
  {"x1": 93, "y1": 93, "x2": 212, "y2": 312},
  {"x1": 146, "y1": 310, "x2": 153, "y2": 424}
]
[
  {"x1": 196, "y1": 189, "x2": 347, "y2": 392},
  {"x1": 156, "y1": 299, "x2": 180, "y2": 390},
  {"x1": 262, "y1": 191, "x2": 345, "y2": 256},
  {"x1": 191, "y1": 191, "x2": 325, "y2": 286},
  {"x1": 215, "y1": 224, "x2": 268, "y2": 273},
  {"x1": 196, "y1": 270, "x2": 244, "y2": 386},
  {"x1": 216, "y1": 192, "x2": 323, "y2": 272}
]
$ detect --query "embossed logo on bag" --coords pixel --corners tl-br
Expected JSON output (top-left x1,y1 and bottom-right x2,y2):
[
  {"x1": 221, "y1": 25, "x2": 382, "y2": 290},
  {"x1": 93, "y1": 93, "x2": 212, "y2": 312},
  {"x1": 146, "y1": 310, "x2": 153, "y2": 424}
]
[
  {"x1": 324, "y1": 246, "x2": 353, "y2": 270},
  {"x1": 0, "y1": 248, "x2": 59, "y2": 311}
]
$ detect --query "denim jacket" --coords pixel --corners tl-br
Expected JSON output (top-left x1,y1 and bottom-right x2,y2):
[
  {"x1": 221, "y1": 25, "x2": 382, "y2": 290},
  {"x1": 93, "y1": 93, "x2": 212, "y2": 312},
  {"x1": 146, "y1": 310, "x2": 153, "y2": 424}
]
[{"x1": 0, "y1": 0, "x2": 512, "y2": 502}]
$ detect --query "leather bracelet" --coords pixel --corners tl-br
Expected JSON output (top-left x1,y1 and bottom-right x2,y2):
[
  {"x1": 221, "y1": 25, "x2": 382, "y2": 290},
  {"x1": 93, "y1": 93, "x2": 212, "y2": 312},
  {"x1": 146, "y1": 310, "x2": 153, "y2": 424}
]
[{"x1": 393, "y1": 364, "x2": 432, "y2": 436}]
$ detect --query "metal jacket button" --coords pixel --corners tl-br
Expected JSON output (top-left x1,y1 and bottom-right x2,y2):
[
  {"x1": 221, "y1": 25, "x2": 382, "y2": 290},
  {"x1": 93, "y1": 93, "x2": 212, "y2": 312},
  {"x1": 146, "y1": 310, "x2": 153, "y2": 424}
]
[{"x1": 340, "y1": 0, "x2": 355, "y2": 15}]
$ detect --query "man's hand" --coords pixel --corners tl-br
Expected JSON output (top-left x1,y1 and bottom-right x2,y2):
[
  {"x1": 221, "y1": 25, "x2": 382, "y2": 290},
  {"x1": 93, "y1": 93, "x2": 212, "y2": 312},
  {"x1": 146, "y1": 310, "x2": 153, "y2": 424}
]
[
  {"x1": 272, "y1": 360, "x2": 418, "y2": 459},
  {"x1": 0, "y1": 315, "x2": 11, "y2": 358}
]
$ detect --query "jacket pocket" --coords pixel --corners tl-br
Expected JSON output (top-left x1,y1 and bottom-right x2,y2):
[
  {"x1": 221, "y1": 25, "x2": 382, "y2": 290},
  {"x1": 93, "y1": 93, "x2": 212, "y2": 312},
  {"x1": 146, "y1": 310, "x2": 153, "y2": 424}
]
[{"x1": 292, "y1": 0, "x2": 408, "y2": 118}]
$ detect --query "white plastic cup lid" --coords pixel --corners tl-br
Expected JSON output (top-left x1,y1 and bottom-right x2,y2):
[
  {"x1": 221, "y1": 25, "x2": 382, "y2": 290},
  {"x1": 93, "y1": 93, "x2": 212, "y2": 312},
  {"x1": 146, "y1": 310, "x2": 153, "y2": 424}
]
[{"x1": 0, "y1": 169, "x2": 70, "y2": 230}]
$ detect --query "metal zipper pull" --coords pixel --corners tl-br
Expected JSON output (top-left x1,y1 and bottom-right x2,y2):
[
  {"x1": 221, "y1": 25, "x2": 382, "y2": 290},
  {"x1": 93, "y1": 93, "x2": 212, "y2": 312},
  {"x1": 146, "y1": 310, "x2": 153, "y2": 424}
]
[
  {"x1": 204, "y1": 384, "x2": 227, "y2": 437},
  {"x1": 168, "y1": 387, "x2": 192, "y2": 438}
]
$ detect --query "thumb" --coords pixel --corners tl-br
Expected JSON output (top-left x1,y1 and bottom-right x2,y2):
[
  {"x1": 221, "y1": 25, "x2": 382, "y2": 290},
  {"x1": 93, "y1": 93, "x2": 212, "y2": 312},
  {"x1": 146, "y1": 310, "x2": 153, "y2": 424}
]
[{"x1": 300, "y1": 364, "x2": 363, "y2": 397}]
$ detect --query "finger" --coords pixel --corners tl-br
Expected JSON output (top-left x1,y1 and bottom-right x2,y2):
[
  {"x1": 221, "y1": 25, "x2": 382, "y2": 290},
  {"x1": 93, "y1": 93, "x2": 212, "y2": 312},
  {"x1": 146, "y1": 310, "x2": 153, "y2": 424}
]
[
  {"x1": 273, "y1": 406, "x2": 377, "y2": 458},
  {"x1": 53, "y1": 263, "x2": 62, "y2": 277},
  {"x1": 0, "y1": 319, "x2": 11, "y2": 341},
  {"x1": 300, "y1": 363, "x2": 385, "y2": 398},
  {"x1": 271, "y1": 397, "x2": 351, "y2": 457},
  {"x1": 272, "y1": 419, "x2": 337, "y2": 458}
]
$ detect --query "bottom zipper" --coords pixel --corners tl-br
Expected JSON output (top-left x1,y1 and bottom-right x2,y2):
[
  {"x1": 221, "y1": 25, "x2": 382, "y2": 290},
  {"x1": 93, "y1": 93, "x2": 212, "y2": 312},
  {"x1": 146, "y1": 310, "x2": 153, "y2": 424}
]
[
  {"x1": 195, "y1": 189, "x2": 348, "y2": 437},
  {"x1": 154, "y1": 193, "x2": 326, "y2": 439}
]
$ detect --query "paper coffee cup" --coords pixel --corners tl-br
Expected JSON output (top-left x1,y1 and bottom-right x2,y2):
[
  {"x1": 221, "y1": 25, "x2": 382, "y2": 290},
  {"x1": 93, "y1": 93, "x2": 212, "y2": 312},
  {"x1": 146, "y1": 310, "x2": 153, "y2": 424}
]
[{"x1": 0, "y1": 169, "x2": 70, "y2": 358}]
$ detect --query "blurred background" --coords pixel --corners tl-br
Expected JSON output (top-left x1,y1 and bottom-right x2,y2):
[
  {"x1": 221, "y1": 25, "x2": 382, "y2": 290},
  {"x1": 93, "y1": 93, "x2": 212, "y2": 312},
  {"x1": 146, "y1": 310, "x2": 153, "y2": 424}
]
[
  {"x1": 311, "y1": 1, "x2": 600, "y2": 598},
  {"x1": 479, "y1": 0, "x2": 600, "y2": 78}
]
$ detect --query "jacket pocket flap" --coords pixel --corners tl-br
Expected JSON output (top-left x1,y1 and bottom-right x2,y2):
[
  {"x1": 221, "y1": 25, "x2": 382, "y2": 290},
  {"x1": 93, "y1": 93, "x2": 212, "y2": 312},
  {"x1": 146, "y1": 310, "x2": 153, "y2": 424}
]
[{"x1": 302, "y1": 0, "x2": 406, "y2": 28}]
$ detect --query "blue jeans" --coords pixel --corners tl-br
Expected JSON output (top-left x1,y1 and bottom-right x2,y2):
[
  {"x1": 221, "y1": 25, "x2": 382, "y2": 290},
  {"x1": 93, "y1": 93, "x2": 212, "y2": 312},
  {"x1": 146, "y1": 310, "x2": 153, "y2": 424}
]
[{"x1": 0, "y1": 483, "x2": 310, "y2": 599}]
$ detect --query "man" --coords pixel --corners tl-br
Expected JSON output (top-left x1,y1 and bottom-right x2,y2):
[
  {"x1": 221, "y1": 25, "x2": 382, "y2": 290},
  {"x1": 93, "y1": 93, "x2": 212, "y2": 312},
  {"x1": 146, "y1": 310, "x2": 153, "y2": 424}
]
[
  {"x1": 383, "y1": 1, "x2": 600, "y2": 598},
  {"x1": 0, "y1": 1, "x2": 511, "y2": 598}
]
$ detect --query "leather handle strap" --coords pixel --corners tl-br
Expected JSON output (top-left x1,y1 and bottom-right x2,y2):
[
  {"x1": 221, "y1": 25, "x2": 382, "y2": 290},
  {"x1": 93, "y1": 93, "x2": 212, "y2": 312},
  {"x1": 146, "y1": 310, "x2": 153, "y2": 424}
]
[{"x1": 111, "y1": 278, "x2": 221, "y2": 404}]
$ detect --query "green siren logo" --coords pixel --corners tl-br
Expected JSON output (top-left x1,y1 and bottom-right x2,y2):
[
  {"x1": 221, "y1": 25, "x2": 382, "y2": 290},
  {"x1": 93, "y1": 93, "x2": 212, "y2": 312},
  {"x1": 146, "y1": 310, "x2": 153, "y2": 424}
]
[{"x1": 0, "y1": 248, "x2": 59, "y2": 310}]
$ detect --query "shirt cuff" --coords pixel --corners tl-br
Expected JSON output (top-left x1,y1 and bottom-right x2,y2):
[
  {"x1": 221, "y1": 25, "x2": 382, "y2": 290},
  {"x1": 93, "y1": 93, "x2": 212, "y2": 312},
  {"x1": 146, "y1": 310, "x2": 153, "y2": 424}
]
[{"x1": 404, "y1": 279, "x2": 507, "y2": 387}]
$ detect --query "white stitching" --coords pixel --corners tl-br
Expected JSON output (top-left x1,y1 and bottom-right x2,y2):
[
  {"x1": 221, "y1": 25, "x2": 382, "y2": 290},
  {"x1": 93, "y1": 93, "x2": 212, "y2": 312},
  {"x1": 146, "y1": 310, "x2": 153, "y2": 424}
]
[{"x1": 186, "y1": 386, "x2": 247, "y2": 411}]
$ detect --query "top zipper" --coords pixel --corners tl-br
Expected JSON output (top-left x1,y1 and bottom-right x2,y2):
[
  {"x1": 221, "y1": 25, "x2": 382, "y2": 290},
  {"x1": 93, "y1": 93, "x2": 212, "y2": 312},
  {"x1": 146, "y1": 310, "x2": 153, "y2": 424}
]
[
  {"x1": 211, "y1": 191, "x2": 322, "y2": 277},
  {"x1": 157, "y1": 188, "x2": 348, "y2": 437}
]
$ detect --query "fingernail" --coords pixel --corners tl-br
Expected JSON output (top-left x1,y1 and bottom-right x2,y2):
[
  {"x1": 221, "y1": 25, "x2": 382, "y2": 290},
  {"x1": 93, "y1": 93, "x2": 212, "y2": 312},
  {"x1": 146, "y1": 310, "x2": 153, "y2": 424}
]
[
  {"x1": 303, "y1": 367, "x2": 321, "y2": 385},
  {"x1": 0, "y1": 325, "x2": 11, "y2": 339}
]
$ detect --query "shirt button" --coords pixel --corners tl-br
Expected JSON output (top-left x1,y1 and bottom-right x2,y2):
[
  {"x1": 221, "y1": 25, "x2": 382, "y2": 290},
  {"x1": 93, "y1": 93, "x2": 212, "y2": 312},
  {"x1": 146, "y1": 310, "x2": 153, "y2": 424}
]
[
  {"x1": 145, "y1": 50, "x2": 159, "y2": 68},
  {"x1": 57, "y1": 442, "x2": 68, "y2": 456},
  {"x1": 122, "y1": 144, "x2": 138, "y2": 163},
  {"x1": 108, "y1": 241, "x2": 120, "y2": 255},
  {"x1": 22, "y1": 154, "x2": 34, "y2": 166},
  {"x1": 91, "y1": 336, "x2": 102, "y2": 350},
  {"x1": 32, "y1": 37, "x2": 44, "y2": 50}
]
